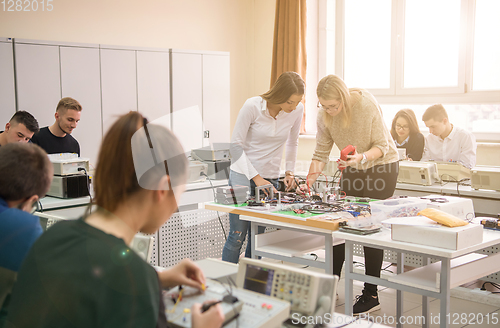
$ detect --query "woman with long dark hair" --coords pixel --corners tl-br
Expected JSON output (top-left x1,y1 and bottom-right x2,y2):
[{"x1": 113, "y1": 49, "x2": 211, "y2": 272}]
[
  {"x1": 390, "y1": 109, "x2": 424, "y2": 161},
  {"x1": 222, "y1": 71, "x2": 305, "y2": 263}
]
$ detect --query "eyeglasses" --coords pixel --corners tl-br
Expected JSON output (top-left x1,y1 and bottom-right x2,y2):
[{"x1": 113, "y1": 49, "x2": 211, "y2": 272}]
[
  {"x1": 395, "y1": 124, "x2": 410, "y2": 131},
  {"x1": 317, "y1": 101, "x2": 341, "y2": 111}
]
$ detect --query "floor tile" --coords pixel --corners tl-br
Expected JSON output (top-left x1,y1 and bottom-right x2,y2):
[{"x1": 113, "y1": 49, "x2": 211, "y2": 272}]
[
  {"x1": 378, "y1": 286, "x2": 437, "y2": 304},
  {"x1": 403, "y1": 297, "x2": 500, "y2": 328}
]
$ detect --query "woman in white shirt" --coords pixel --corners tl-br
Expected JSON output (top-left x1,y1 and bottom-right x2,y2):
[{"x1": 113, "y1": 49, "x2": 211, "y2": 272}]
[{"x1": 222, "y1": 71, "x2": 305, "y2": 263}]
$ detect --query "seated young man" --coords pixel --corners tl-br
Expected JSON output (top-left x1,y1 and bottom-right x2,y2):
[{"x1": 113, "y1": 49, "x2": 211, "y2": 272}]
[
  {"x1": 0, "y1": 143, "x2": 53, "y2": 327},
  {"x1": 0, "y1": 111, "x2": 39, "y2": 147},
  {"x1": 421, "y1": 104, "x2": 477, "y2": 169},
  {"x1": 31, "y1": 97, "x2": 82, "y2": 156}
]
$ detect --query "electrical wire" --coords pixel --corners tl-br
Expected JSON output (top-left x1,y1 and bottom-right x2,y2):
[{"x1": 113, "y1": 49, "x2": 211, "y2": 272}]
[
  {"x1": 306, "y1": 172, "x2": 329, "y2": 194},
  {"x1": 78, "y1": 167, "x2": 93, "y2": 215},
  {"x1": 293, "y1": 176, "x2": 307, "y2": 192},
  {"x1": 352, "y1": 261, "x2": 366, "y2": 271},
  {"x1": 331, "y1": 169, "x2": 342, "y2": 186},
  {"x1": 481, "y1": 281, "x2": 500, "y2": 293},
  {"x1": 166, "y1": 288, "x2": 184, "y2": 313},
  {"x1": 222, "y1": 277, "x2": 240, "y2": 328},
  {"x1": 201, "y1": 172, "x2": 227, "y2": 240},
  {"x1": 300, "y1": 202, "x2": 344, "y2": 214},
  {"x1": 465, "y1": 212, "x2": 475, "y2": 223},
  {"x1": 301, "y1": 253, "x2": 318, "y2": 269},
  {"x1": 439, "y1": 174, "x2": 471, "y2": 198},
  {"x1": 37, "y1": 199, "x2": 43, "y2": 212},
  {"x1": 381, "y1": 263, "x2": 394, "y2": 274}
]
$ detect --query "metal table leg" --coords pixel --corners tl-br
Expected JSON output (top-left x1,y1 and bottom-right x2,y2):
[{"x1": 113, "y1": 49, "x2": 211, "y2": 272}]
[
  {"x1": 325, "y1": 233, "x2": 334, "y2": 275},
  {"x1": 439, "y1": 258, "x2": 451, "y2": 328},
  {"x1": 396, "y1": 251, "x2": 404, "y2": 328},
  {"x1": 250, "y1": 221, "x2": 258, "y2": 259},
  {"x1": 345, "y1": 240, "x2": 354, "y2": 316},
  {"x1": 422, "y1": 256, "x2": 430, "y2": 328}
]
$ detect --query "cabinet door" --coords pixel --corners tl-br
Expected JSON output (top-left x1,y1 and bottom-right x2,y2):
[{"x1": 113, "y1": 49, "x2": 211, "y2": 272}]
[
  {"x1": 202, "y1": 54, "x2": 230, "y2": 145},
  {"x1": 136, "y1": 51, "x2": 171, "y2": 126},
  {"x1": 14, "y1": 42, "x2": 61, "y2": 127},
  {"x1": 170, "y1": 52, "x2": 203, "y2": 154},
  {"x1": 100, "y1": 48, "x2": 137, "y2": 135},
  {"x1": 0, "y1": 40, "x2": 16, "y2": 126},
  {"x1": 60, "y1": 46, "x2": 102, "y2": 165}
]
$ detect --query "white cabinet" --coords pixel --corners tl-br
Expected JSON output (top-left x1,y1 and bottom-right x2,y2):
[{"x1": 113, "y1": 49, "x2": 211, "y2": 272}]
[
  {"x1": 6, "y1": 38, "x2": 230, "y2": 165},
  {"x1": 170, "y1": 51, "x2": 204, "y2": 154},
  {"x1": 136, "y1": 50, "x2": 171, "y2": 126},
  {"x1": 202, "y1": 53, "x2": 230, "y2": 144},
  {"x1": 0, "y1": 38, "x2": 16, "y2": 126},
  {"x1": 13, "y1": 39, "x2": 102, "y2": 165},
  {"x1": 14, "y1": 40, "x2": 61, "y2": 127},
  {"x1": 60, "y1": 45, "x2": 102, "y2": 166},
  {"x1": 170, "y1": 50, "x2": 230, "y2": 154},
  {"x1": 100, "y1": 47, "x2": 137, "y2": 135}
]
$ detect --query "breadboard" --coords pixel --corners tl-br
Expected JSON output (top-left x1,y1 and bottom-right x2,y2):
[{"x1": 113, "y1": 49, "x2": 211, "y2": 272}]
[{"x1": 164, "y1": 280, "x2": 290, "y2": 328}]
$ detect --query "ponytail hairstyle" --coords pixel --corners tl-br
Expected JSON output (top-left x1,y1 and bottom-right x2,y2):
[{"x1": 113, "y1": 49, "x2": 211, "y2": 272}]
[
  {"x1": 261, "y1": 71, "x2": 305, "y2": 104},
  {"x1": 94, "y1": 112, "x2": 188, "y2": 213}
]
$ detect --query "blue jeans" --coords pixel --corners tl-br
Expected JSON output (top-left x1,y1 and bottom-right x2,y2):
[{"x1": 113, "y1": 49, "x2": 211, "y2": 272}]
[{"x1": 221, "y1": 170, "x2": 280, "y2": 264}]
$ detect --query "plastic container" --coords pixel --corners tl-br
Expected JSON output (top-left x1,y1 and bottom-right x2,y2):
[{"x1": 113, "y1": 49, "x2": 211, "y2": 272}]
[
  {"x1": 215, "y1": 185, "x2": 249, "y2": 205},
  {"x1": 370, "y1": 197, "x2": 428, "y2": 224}
]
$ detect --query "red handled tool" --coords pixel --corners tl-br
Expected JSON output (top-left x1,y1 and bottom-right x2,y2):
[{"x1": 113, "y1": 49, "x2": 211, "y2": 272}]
[{"x1": 338, "y1": 145, "x2": 356, "y2": 171}]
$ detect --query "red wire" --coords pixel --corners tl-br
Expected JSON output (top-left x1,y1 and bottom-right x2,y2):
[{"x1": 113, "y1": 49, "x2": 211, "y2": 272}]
[{"x1": 306, "y1": 172, "x2": 329, "y2": 194}]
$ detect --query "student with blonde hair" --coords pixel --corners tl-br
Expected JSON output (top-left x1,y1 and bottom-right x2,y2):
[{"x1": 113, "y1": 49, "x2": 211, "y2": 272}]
[
  {"x1": 31, "y1": 97, "x2": 82, "y2": 155},
  {"x1": 7, "y1": 112, "x2": 224, "y2": 328},
  {"x1": 302, "y1": 75, "x2": 399, "y2": 315},
  {"x1": 222, "y1": 71, "x2": 305, "y2": 263}
]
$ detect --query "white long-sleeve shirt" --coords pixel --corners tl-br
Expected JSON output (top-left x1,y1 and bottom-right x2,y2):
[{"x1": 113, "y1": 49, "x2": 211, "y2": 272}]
[
  {"x1": 421, "y1": 125, "x2": 477, "y2": 169},
  {"x1": 230, "y1": 96, "x2": 303, "y2": 179}
]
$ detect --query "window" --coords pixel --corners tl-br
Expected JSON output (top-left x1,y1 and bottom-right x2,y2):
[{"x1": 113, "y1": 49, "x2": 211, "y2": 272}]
[
  {"x1": 305, "y1": 0, "x2": 500, "y2": 140},
  {"x1": 472, "y1": 0, "x2": 500, "y2": 90},
  {"x1": 344, "y1": 0, "x2": 392, "y2": 89},
  {"x1": 403, "y1": 0, "x2": 462, "y2": 89},
  {"x1": 320, "y1": 0, "x2": 500, "y2": 95}
]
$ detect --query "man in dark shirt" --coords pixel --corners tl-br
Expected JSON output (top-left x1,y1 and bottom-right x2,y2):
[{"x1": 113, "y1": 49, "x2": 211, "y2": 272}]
[
  {"x1": 31, "y1": 97, "x2": 82, "y2": 156},
  {"x1": 0, "y1": 111, "x2": 39, "y2": 147}
]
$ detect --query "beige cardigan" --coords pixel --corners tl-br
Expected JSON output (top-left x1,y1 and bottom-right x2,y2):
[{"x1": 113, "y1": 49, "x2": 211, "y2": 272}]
[{"x1": 312, "y1": 90, "x2": 399, "y2": 170}]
